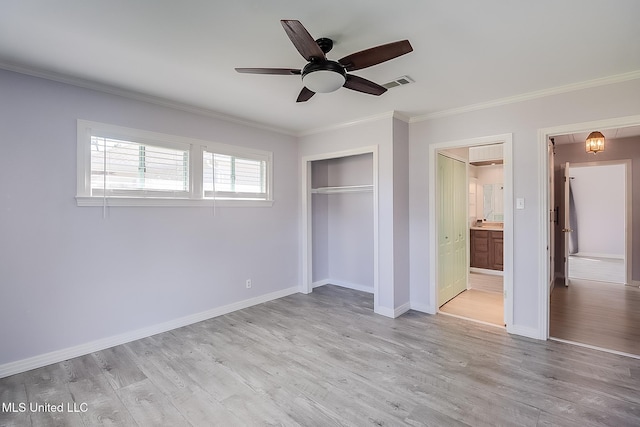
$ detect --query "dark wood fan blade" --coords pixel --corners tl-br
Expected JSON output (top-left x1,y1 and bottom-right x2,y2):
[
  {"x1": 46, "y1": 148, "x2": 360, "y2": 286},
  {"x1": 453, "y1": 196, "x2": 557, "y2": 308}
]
[
  {"x1": 281, "y1": 20, "x2": 325, "y2": 61},
  {"x1": 343, "y1": 74, "x2": 387, "y2": 96},
  {"x1": 338, "y1": 40, "x2": 413, "y2": 71},
  {"x1": 235, "y1": 68, "x2": 301, "y2": 75},
  {"x1": 296, "y1": 87, "x2": 316, "y2": 102}
]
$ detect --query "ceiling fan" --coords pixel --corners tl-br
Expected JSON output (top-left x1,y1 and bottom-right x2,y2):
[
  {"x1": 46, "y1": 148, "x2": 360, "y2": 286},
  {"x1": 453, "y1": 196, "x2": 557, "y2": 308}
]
[{"x1": 235, "y1": 20, "x2": 413, "y2": 102}]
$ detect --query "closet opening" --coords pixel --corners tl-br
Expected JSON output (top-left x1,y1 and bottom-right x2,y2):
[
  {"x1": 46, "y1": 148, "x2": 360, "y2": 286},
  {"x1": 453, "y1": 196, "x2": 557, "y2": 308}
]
[{"x1": 301, "y1": 147, "x2": 379, "y2": 312}]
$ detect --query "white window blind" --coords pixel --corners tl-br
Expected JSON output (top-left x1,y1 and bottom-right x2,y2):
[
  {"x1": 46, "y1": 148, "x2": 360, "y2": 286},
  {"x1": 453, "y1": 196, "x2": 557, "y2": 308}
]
[
  {"x1": 90, "y1": 136, "x2": 189, "y2": 197},
  {"x1": 203, "y1": 151, "x2": 267, "y2": 199},
  {"x1": 76, "y1": 120, "x2": 273, "y2": 207}
]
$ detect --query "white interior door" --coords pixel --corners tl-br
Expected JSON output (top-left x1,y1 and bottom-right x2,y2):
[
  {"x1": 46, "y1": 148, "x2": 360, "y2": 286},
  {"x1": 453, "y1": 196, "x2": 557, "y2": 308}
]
[
  {"x1": 438, "y1": 153, "x2": 467, "y2": 307},
  {"x1": 438, "y1": 154, "x2": 454, "y2": 306},
  {"x1": 548, "y1": 139, "x2": 555, "y2": 289},
  {"x1": 452, "y1": 158, "x2": 467, "y2": 297},
  {"x1": 563, "y1": 162, "x2": 571, "y2": 287}
]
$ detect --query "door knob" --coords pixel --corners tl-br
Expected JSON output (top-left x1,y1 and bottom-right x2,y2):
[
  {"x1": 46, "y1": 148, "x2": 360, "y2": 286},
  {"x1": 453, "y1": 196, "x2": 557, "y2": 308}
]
[{"x1": 561, "y1": 228, "x2": 573, "y2": 232}]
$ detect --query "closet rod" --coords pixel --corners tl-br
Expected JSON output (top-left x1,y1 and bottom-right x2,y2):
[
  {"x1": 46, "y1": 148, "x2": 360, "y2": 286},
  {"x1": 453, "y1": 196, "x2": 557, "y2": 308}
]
[{"x1": 311, "y1": 184, "x2": 373, "y2": 194}]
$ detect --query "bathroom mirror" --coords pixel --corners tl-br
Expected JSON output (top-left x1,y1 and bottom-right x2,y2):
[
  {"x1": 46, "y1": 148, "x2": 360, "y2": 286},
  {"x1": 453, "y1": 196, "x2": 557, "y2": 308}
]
[{"x1": 483, "y1": 183, "x2": 504, "y2": 221}]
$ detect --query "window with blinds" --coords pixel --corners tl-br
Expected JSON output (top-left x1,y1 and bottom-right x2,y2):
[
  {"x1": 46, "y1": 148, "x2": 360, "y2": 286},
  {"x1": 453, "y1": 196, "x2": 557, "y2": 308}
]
[
  {"x1": 90, "y1": 136, "x2": 189, "y2": 197},
  {"x1": 76, "y1": 120, "x2": 273, "y2": 206},
  {"x1": 203, "y1": 152, "x2": 267, "y2": 199}
]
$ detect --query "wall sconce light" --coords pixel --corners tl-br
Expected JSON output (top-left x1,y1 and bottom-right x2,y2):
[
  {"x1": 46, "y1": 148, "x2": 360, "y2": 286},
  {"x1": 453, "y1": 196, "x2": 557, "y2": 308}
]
[{"x1": 585, "y1": 131, "x2": 605, "y2": 154}]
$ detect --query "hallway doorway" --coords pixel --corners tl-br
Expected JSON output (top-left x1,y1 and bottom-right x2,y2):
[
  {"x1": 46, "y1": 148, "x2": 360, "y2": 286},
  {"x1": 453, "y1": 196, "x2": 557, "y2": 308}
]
[{"x1": 539, "y1": 116, "x2": 640, "y2": 357}]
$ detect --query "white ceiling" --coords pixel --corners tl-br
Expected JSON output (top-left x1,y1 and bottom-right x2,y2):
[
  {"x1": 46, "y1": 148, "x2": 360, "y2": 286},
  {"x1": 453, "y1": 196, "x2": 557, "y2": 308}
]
[{"x1": 1, "y1": 1, "x2": 639, "y2": 135}]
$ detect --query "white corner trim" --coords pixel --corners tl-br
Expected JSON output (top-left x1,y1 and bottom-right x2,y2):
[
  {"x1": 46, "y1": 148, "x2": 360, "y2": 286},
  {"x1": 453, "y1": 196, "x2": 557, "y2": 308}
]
[
  {"x1": 394, "y1": 302, "x2": 411, "y2": 318},
  {"x1": 411, "y1": 70, "x2": 640, "y2": 122},
  {"x1": 392, "y1": 111, "x2": 411, "y2": 123},
  {"x1": 312, "y1": 279, "x2": 331, "y2": 289},
  {"x1": 374, "y1": 306, "x2": 396, "y2": 318},
  {"x1": 0, "y1": 286, "x2": 298, "y2": 379},
  {"x1": 373, "y1": 302, "x2": 411, "y2": 319}
]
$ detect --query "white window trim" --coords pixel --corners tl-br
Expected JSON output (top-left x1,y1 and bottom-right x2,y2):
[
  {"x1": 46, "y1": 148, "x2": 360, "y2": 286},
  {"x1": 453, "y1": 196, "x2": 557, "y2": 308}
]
[{"x1": 76, "y1": 120, "x2": 274, "y2": 207}]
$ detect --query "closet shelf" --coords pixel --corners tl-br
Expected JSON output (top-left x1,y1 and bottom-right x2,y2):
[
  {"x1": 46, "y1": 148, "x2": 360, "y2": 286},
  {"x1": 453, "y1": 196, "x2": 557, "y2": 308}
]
[{"x1": 311, "y1": 184, "x2": 373, "y2": 194}]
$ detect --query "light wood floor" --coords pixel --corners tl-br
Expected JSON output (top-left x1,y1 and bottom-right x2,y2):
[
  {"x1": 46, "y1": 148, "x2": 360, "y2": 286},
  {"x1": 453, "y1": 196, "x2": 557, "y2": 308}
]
[
  {"x1": 2, "y1": 285, "x2": 640, "y2": 426},
  {"x1": 550, "y1": 278, "x2": 640, "y2": 357},
  {"x1": 440, "y1": 273, "x2": 504, "y2": 326}
]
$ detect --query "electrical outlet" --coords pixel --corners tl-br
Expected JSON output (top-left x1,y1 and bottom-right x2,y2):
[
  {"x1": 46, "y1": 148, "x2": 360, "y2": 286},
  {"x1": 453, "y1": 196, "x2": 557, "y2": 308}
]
[{"x1": 246, "y1": 279, "x2": 252, "y2": 289}]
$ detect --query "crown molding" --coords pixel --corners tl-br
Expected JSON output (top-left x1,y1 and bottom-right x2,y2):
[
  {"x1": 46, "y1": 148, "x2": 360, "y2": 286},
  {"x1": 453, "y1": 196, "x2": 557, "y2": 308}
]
[
  {"x1": 298, "y1": 111, "x2": 406, "y2": 137},
  {"x1": 410, "y1": 70, "x2": 640, "y2": 123},
  {"x1": 4, "y1": 61, "x2": 639, "y2": 137},
  {"x1": 0, "y1": 61, "x2": 297, "y2": 137}
]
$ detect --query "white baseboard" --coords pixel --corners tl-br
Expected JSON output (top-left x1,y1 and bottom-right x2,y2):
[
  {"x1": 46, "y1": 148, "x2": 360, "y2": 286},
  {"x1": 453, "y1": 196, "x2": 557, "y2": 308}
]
[
  {"x1": 374, "y1": 305, "x2": 395, "y2": 318},
  {"x1": 312, "y1": 279, "x2": 374, "y2": 294},
  {"x1": 0, "y1": 286, "x2": 298, "y2": 379},
  {"x1": 394, "y1": 302, "x2": 411, "y2": 318},
  {"x1": 470, "y1": 267, "x2": 504, "y2": 276},
  {"x1": 373, "y1": 302, "x2": 411, "y2": 319}
]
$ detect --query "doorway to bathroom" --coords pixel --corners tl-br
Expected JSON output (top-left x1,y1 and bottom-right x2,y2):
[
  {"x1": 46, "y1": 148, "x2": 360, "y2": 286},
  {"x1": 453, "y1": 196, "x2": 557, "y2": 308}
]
[{"x1": 428, "y1": 134, "x2": 513, "y2": 330}]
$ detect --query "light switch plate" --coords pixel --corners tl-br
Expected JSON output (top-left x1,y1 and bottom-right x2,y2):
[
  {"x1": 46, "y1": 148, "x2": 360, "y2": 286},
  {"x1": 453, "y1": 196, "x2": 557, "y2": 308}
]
[{"x1": 516, "y1": 198, "x2": 525, "y2": 209}]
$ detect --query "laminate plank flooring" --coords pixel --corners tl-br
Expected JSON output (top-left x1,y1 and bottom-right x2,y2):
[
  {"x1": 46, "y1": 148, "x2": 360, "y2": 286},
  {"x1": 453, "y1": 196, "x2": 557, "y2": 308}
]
[
  {"x1": 2, "y1": 285, "x2": 640, "y2": 426},
  {"x1": 550, "y1": 277, "x2": 640, "y2": 356}
]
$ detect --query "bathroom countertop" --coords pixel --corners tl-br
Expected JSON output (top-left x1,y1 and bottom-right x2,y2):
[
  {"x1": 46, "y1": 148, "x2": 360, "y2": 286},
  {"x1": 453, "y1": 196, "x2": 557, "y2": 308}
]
[{"x1": 470, "y1": 226, "x2": 504, "y2": 231}]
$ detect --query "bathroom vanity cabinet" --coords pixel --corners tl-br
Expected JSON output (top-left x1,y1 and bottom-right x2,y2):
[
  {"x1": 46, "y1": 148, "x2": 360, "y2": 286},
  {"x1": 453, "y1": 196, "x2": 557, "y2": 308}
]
[{"x1": 470, "y1": 229, "x2": 503, "y2": 271}]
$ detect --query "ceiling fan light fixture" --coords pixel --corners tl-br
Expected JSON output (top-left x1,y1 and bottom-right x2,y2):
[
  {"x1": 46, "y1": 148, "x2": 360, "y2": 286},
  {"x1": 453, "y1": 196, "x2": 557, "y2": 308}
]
[
  {"x1": 585, "y1": 131, "x2": 605, "y2": 154},
  {"x1": 301, "y1": 61, "x2": 346, "y2": 93}
]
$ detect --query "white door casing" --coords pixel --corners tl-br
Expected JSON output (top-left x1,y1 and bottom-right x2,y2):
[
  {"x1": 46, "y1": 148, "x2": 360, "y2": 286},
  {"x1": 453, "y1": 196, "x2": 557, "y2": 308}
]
[
  {"x1": 429, "y1": 133, "x2": 513, "y2": 331},
  {"x1": 563, "y1": 162, "x2": 571, "y2": 287},
  {"x1": 538, "y1": 114, "x2": 640, "y2": 340}
]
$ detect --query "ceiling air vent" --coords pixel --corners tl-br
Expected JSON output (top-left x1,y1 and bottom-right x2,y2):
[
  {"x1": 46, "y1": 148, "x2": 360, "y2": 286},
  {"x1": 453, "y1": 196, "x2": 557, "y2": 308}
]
[{"x1": 382, "y1": 75, "x2": 414, "y2": 89}]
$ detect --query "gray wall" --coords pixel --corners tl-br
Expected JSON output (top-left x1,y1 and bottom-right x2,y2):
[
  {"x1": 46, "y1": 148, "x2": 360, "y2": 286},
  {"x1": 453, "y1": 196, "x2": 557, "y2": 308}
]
[
  {"x1": 0, "y1": 69, "x2": 299, "y2": 366},
  {"x1": 554, "y1": 136, "x2": 640, "y2": 280},
  {"x1": 392, "y1": 118, "x2": 411, "y2": 309}
]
